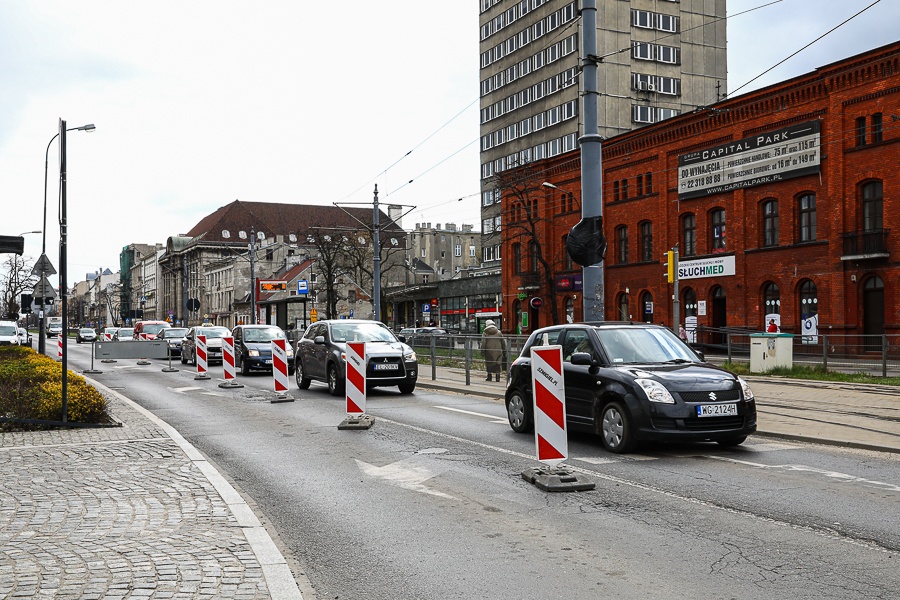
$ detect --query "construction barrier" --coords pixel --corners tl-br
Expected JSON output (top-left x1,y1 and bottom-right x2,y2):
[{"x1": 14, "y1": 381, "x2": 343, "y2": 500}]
[
  {"x1": 103, "y1": 333, "x2": 113, "y2": 341},
  {"x1": 219, "y1": 336, "x2": 243, "y2": 388},
  {"x1": 195, "y1": 335, "x2": 210, "y2": 380},
  {"x1": 57, "y1": 334, "x2": 62, "y2": 359},
  {"x1": 270, "y1": 339, "x2": 292, "y2": 401},
  {"x1": 530, "y1": 345, "x2": 567, "y2": 467},
  {"x1": 345, "y1": 341, "x2": 366, "y2": 416}
]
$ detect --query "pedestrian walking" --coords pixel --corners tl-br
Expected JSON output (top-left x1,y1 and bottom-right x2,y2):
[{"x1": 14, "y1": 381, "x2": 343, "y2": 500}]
[{"x1": 481, "y1": 320, "x2": 507, "y2": 382}]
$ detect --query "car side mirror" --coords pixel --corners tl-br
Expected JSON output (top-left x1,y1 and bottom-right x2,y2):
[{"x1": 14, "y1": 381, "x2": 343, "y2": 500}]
[
  {"x1": 694, "y1": 349, "x2": 705, "y2": 362},
  {"x1": 398, "y1": 335, "x2": 407, "y2": 343},
  {"x1": 570, "y1": 352, "x2": 595, "y2": 366},
  {"x1": 314, "y1": 335, "x2": 325, "y2": 344}
]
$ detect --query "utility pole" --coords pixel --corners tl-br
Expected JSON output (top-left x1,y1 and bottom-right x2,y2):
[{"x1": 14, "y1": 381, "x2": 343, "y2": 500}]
[
  {"x1": 580, "y1": 0, "x2": 604, "y2": 321},
  {"x1": 372, "y1": 185, "x2": 381, "y2": 321},
  {"x1": 664, "y1": 247, "x2": 680, "y2": 334},
  {"x1": 59, "y1": 119, "x2": 69, "y2": 423},
  {"x1": 250, "y1": 227, "x2": 257, "y2": 324}
]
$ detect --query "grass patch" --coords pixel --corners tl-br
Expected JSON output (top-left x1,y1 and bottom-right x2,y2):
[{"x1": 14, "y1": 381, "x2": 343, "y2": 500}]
[
  {"x1": 0, "y1": 346, "x2": 110, "y2": 429},
  {"x1": 721, "y1": 360, "x2": 900, "y2": 386}
]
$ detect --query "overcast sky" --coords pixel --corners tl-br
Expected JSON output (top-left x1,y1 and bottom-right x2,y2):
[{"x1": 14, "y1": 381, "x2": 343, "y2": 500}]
[{"x1": 1, "y1": 0, "x2": 896, "y2": 287}]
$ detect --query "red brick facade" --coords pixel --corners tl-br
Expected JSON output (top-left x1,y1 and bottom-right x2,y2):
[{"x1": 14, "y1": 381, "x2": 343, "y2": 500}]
[{"x1": 501, "y1": 42, "x2": 900, "y2": 339}]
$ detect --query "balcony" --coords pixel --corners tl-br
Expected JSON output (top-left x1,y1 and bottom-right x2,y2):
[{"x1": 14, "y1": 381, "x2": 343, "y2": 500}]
[{"x1": 841, "y1": 229, "x2": 889, "y2": 261}]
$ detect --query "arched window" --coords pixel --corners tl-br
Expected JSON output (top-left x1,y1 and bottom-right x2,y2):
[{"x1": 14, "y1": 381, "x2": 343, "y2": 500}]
[
  {"x1": 617, "y1": 292, "x2": 629, "y2": 321},
  {"x1": 710, "y1": 208, "x2": 726, "y2": 252},
  {"x1": 681, "y1": 213, "x2": 696, "y2": 257},
  {"x1": 763, "y1": 282, "x2": 780, "y2": 318},
  {"x1": 861, "y1": 181, "x2": 883, "y2": 231},
  {"x1": 762, "y1": 199, "x2": 778, "y2": 247},
  {"x1": 683, "y1": 287, "x2": 697, "y2": 317},
  {"x1": 529, "y1": 241, "x2": 539, "y2": 272},
  {"x1": 513, "y1": 300, "x2": 522, "y2": 335},
  {"x1": 512, "y1": 243, "x2": 522, "y2": 275},
  {"x1": 639, "y1": 221, "x2": 653, "y2": 262},
  {"x1": 640, "y1": 291, "x2": 654, "y2": 323},
  {"x1": 562, "y1": 235, "x2": 573, "y2": 270},
  {"x1": 565, "y1": 297, "x2": 574, "y2": 323},
  {"x1": 798, "y1": 280, "x2": 818, "y2": 341},
  {"x1": 797, "y1": 193, "x2": 816, "y2": 242}
]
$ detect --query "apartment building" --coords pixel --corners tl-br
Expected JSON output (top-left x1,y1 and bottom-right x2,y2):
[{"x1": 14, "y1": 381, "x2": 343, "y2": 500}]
[{"x1": 478, "y1": 0, "x2": 727, "y2": 271}]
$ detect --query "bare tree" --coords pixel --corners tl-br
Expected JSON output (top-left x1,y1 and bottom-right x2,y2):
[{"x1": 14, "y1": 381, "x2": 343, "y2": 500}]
[
  {"x1": 306, "y1": 229, "x2": 352, "y2": 320},
  {"x1": 0, "y1": 254, "x2": 37, "y2": 321}
]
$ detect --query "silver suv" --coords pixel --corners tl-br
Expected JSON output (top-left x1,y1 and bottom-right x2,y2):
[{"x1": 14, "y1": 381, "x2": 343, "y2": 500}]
[{"x1": 295, "y1": 319, "x2": 418, "y2": 395}]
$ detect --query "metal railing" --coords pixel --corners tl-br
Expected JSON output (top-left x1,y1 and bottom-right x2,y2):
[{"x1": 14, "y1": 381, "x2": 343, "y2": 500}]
[{"x1": 402, "y1": 333, "x2": 529, "y2": 384}]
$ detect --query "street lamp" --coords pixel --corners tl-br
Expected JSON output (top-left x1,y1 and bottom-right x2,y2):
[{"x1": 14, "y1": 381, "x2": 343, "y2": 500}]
[{"x1": 39, "y1": 123, "x2": 94, "y2": 354}]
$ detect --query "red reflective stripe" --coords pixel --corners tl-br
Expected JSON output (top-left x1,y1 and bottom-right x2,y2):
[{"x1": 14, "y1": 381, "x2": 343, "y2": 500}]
[
  {"x1": 273, "y1": 355, "x2": 287, "y2": 372},
  {"x1": 534, "y1": 380, "x2": 565, "y2": 429},
  {"x1": 275, "y1": 378, "x2": 288, "y2": 392},
  {"x1": 537, "y1": 434, "x2": 565, "y2": 460},
  {"x1": 347, "y1": 398, "x2": 363, "y2": 414},
  {"x1": 347, "y1": 363, "x2": 365, "y2": 394},
  {"x1": 538, "y1": 348, "x2": 562, "y2": 375}
]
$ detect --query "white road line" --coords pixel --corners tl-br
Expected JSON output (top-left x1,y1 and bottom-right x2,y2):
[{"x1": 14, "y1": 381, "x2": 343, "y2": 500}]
[
  {"x1": 436, "y1": 405, "x2": 508, "y2": 423},
  {"x1": 707, "y1": 456, "x2": 900, "y2": 493}
]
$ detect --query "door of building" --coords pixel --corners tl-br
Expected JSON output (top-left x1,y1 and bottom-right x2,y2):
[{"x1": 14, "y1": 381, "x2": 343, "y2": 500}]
[{"x1": 863, "y1": 276, "x2": 884, "y2": 351}]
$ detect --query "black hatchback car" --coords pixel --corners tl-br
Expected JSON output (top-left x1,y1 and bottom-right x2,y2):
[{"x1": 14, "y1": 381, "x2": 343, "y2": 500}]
[
  {"x1": 295, "y1": 319, "x2": 418, "y2": 395},
  {"x1": 505, "y1": 323, "x2": 757, "y2": 453}
]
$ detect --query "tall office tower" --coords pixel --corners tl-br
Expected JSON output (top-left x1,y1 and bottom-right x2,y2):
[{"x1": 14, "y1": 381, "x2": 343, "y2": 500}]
[{"x1": 478, "y1": 0, "x2": 727, "y2": 272}]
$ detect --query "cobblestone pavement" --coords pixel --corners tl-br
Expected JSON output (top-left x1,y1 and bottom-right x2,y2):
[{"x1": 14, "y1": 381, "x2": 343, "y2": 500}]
[{"x1": 0, "y1": 390, "x2": 303, "y2": 600}]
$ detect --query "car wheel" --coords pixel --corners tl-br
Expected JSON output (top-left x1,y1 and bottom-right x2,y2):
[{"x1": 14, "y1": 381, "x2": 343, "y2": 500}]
[
  {"x1": 240, "y1": 356, "x2": 250, "y2": 376},
  {"x1": 398, "y1": 381, "x2": 416, "y2": 394},
  {"x1": 600, "y1": 401, "x2": 636, "y2": 454},
  {"x1": 506, "y1": 390, "x2": 533, "y2": 433},
  {"x1": 295, "y1": 360, "x2": 311, "y2": 389},
  {"x1": 191, "y1": 350, "x2": 197, "y2": 366},
  {"x1": 327, "y1": 363, "x2": 344, "y2": 396},
  {"x1": 717, "y1": 436, "x2": 747, "y2": 447}
]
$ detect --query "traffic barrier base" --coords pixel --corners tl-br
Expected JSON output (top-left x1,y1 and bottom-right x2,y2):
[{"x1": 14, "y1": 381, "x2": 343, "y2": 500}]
[
  {"x1": 338, "y1": 414, "x2": 375, "y2": 430},
  {"x1": 521, "y1": 465, "x2": 595, "y2": 492}
]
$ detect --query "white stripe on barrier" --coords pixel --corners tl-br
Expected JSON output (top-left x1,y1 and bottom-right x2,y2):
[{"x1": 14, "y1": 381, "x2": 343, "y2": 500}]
[
  {"x1": 530, "y1": 345, "x2": 568, "y2": 467},
  {"x1": 222, "y1": 336, "x2": 236, "y2": 381},
  {"x1": 272, "y1": 339, "x2": 289, "y2": 393},
  {"x1": 345, "y1": 341, "x2": 366, "y2": 416}
]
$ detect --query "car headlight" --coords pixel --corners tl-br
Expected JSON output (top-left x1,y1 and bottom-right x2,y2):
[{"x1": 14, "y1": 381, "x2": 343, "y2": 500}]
[
  {"x1": 635, "y1": 378, "x2": 675, "y2": 404},
  {"x1": 738, "y1": 377, "x2": 754, "y2": 401},
  {"x1": 404, "y1": 350, "x2": 417, "y2": 362},
  {"x1": 248, "y1": 349, "x2": 259, "y2": 357},
  {"x1": 286, "y1": 347, "x2": 294, "y2": 357}
]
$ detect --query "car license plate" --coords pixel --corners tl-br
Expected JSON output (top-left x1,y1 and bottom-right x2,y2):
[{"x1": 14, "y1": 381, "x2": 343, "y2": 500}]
[
  {"x1": 264, "y1": 359, "x2": 272, "y2": 365},
  {"x1": 374, "y1": 363, "x2": 398, "y2": 370},
  {"x1": 697, "y1": 403, "x2": 738, "y2": 417}
]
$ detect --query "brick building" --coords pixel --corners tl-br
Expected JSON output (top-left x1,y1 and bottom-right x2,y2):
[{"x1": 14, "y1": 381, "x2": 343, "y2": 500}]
[{"x1": 502, "y1": 41, "x2": 900, "y2": 343}]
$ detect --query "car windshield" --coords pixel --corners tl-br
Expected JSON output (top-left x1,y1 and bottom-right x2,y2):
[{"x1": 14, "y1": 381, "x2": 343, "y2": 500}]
[
  {"x1": 198, "y1": 327, "x2": 230, "y2": 339},
  {"x1": 80, "y1": 328, "x2": 93, "y2": 334},
  {"x1": 144, "y1": 324, "x2": 169, "y2": 334},
  {"x1": 0, "y1": 325, "x2": 16, "y2": 335},
  {"x1": 244, "y1": 327, "x2": 285, "y2": 342},
  {"x1": 165, "y1": 328, "x2": 188, "y2": 337},
  {"x1": 118, "y1": 328, "x2": 134, "y2": 336},
  {"x1": 594, "y1": 327, "x2": 700, "y2": 364},
  {"x1": 330, "y1": 322, "x2": 397, "y2": 343}
]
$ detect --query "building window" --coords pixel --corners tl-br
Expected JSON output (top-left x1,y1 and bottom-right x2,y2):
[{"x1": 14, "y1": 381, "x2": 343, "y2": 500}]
[
  {"x1": 640, "y1": 291, "x2": 654, "y2": 322},
  {"x1": 872, "y1": 113, "x2": 883, "y2": 143},
  {"x1": 763, "y1": 282, "x2": 780, "y2": 318},
  {"x1": 798, "y1": 193, "x2": 816, "y2": 242},
  {"x1": 710, "y1": 208, "x2": 726, "y2": 253},
  {"x1": 530, "y1": 241, "x2": 539, "y2": 272},
  {"x1": 640, "y1": 221, "x2": 653, "y2": 262},
  {"x1": 455, "y1": 244, "x2": 462, "y2": 257},
  {"x1": 617, "y1": 292, "x2": 629, "y2": 320},
  {"x1": 637, "y1": 174, "x2": 644, "y2": 196},
  {"x1": 565, "y1": 297, "x2": 574, "y2": 324},
  {"x1": 762, "y1": 199, "x2": 779, "y2": 247},
  {"x1": 799, "y1": 279, "x2": 818, "y2": 336},
  {"x1": 616, "y1": 225, "x2": 629, "y2": 264},
  {"x1": 681, "y1": 213, "x2": 696, "y2": 257},
  {"x1": 513, "y1": 243, "x2": 522, "y2": 275},
  {"x1": 562, "y1": 235, "x2": 573, "y2": 270},
  {"x1": 855, "y1": 116, "x2": 867, "y2": 146},
  {"x1": 469, "y1": 245, "x2": 476, "y2": 258},
  {"x1": 683, "y1": 287, "x2": 697, "y2": 318},
  {"x1": 861, "y1": 180, "x2": 883, "y2": 231},
  {"x1": 613, "y1": 180, "x2": 620, "y2": 202}
]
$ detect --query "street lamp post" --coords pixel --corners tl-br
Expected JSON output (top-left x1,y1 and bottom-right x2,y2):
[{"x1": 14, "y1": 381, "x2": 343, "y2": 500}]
[{"x1": 40, "y1": 122, "x2": 94, "y2": 354}]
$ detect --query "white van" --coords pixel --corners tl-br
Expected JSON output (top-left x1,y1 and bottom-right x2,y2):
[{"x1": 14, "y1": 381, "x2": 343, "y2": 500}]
[{"x1": 0, "y1": 321, "x2": 20, "y2": 346}]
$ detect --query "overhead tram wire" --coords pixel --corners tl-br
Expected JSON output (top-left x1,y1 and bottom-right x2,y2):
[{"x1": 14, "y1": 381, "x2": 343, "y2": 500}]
[{"x1": 727, "y1": 0, "x2": 884, "y2": 98}]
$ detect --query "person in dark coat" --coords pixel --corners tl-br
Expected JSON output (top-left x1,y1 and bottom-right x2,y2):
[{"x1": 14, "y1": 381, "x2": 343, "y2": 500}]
[{"x1": 481, "y1": 320, "x2": 507, "y2": 382}]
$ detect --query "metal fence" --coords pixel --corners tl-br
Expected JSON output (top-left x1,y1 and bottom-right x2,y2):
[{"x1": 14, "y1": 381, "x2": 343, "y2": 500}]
[
  {"x1": 402, "y1": 333, "x2": 529, "y2": 383},
  {"x1": 693, "y1": 326, "x2": 900, "y2": 378}
]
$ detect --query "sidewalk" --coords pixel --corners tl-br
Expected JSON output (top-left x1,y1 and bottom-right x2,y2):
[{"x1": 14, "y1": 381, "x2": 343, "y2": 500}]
[
  {"x1": 415, "y1": 364, "x2": 900, "y2": 454},
  {"x1": 2, "y1": 367, "x2": 899, "y2": 599}
]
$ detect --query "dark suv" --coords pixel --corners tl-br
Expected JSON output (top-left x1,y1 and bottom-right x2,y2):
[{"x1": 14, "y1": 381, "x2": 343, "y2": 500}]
[
  {"x1": 505, "y1": 323, "x2": 757, "y2": 453},
  {"x1": 295, "y1": 319, "x2": 418, "y2": 395}
]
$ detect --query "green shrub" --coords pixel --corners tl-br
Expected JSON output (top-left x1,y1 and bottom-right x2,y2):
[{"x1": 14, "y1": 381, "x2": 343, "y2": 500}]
[{"x1": 0, "y1": 346, "x2": 109, "y2": 425}]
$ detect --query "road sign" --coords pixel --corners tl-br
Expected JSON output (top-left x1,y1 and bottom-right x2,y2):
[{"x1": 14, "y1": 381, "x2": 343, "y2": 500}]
[
  {"x1": 187, "y1": 298, "x2": 200, "y2": 311},
  {"x1": 422, "y1": 304, "x2": 430, "y2": 314},
  {"x1": 297, "y1": 279, "x2": 309, "y2": 294},
  {"x1": 32, "y1": 276, "x2": 57, "y2": 299},
  {"x1": 259, "y1": 280, "x2": 287, "y2": 292},
  {"x1": 32, "y1": 253, "x2": 57, "y2": 276},
  {"x1": 310, "y1": 308, "x2": 318, "y2": 322}
]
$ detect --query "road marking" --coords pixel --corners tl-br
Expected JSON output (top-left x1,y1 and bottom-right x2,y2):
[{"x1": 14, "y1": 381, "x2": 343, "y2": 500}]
[
  {"x1": 169, "y1": 386, "x2": 224, "y2": 397},
  {"x1": 707, "y1": 456, "x2": 900, "y2": 493},
  {"x1": 436, "y1": 405, "x2": 507, "y2": 424},
  {"x1": 355, "y1": 458, "x2": 456, "y2": 499}
]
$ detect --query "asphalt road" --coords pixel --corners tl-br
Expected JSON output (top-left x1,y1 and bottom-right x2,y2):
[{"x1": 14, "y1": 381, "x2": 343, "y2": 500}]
[{"x1": 64, "y1": 342, "x2": 900, "y2": 600}]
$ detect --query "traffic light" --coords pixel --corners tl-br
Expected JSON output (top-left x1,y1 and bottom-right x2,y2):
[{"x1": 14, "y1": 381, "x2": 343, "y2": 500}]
[
  {"x1": 20, "y1": 293, "x2": 32, "y2": 314},
  {"x1": 663, "y1": 250, "x2": 675, "y2": 283}
]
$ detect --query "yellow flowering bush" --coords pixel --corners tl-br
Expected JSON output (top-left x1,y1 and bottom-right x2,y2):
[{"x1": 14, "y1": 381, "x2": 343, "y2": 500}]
[{"x1": 0, "y1": 346, "x2": 109, "y2": 426}]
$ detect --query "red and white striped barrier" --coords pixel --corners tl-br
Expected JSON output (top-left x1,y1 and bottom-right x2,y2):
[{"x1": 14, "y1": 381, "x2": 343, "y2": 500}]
[
  {"x1": 57, "y1": 334, "x2": 63, "y2": 359},
  {"x1": 140, "y1": 333, "x2": 150, "y2": 341},
  {"x1": 345, "y1": 341, "x2": 366, "y2": 416},
  {"x1": 194, "y1": 335, "x2": 210, "y2": 380},
  {"x1": 104, "y1": 333, "x2": 112, "y2": 341},
  {"x1": 530, "y1": 345, "x2": 567, "y2": 467},
  {"x1": 271, "y1": 339, "x2": 291, "y2": 400},
  {"x1": 218, "y1": 336, "x2": 243, "y2": 388}
]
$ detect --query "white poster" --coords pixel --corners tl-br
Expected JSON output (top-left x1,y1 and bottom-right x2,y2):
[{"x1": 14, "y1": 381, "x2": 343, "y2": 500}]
[
  {"x1": 698, "y1": 301, "x2": 707, "y2": 316},
  {"x1": 802, "y1": 313, "x2": 819, "y2": 344}
]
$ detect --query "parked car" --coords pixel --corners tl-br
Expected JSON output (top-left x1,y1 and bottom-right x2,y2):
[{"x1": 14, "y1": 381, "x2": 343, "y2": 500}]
[
  {"x1": 295, "y1": 319, "x2": 417, "y2": 395},
  {"x1": 230, "y1": 324, "x2": 295, "y2": 376},
  {"x1": 0, "y1": 321, "x2": 20, "y2": 346},
  {"x1": 398, "y1": 326, "x2": 448, "y2": 337},
  {"x1": 76, "y1": 327, "x2": 97, "y2": 343},
  {"x1": 113, "y1": 327, "x2": 134, "y2": 341},
  {"x1": 133, "y1": 320, "x2": 171, "y2": 340},
  {"x1": 504, "y1": 322, "x2": 757, "y2": 454},
  {"x1": 157, "y1": 327, "x2": 189, "y2": 357},
  {"x1": 181, "y1": 326, "x2": 231, "y2": 366}
]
